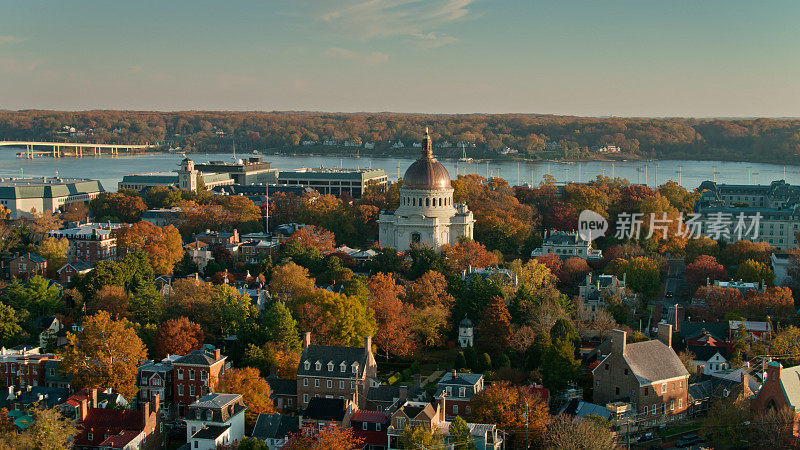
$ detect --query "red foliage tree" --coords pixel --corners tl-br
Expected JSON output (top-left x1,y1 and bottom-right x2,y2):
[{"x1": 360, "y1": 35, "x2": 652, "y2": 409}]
[
  {"x1": 287, "y1": 225, "x2": 336, "y2": 255},
  {"x1": 367, "y1": 272, "x2": 417, "y2": 358},
  {"x1": 479, "y1": 296, "x2": 512, "y2": 354},
  {"x1": 155, "y1": 317, "x2": 205, "y2": 358},
  {"x1": 283, "y1": 424, "x2": 364, "y2": 450},
  {"x1": 685, "y1": 255, "x2": 727, "y2": 290}
]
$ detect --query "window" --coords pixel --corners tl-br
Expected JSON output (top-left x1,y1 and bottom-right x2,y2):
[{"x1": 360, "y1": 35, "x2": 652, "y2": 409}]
[
  {"x1": 362, "y1": 422, "x2": 368, "y2": 430},
  {"x1": 459, "y1": 387, "x2": 466, "y2": 398},
  {"x1": 303, "y1": 394, "x2": 309, "y2": 403},
  {"x1": 315, "y1": 379, "x2": 320, "y2": 388},
  {"x1": 194, "y1": 442, "x2": 198, "y2": 449},
  {"x1": 303, "y1": 378, "x2": 308, "y2": 386},
  {"x1": 352, "y1": 363, "x2": 359, "y2": 373},
  {"x1": 189, "y1": 370, "x2": 195, "y2": 381},
  {"x1": 339, "y1": 381, "x2": 344, "y2": 389},
  {"x1": 190, "y1": 385, "x2": 195, "y2": 396},
  {"x1": 376, "y1": 423, "x2": 381, "y2": 431},
  {"x1": 340, "y1": 362, "x2": 346, "y2": 373},
  {"x1": 288, "y1": 398, "x2": 293, "y2": 406},
  {"x1": 88, "y1": 433, "x2": 93, "y2": 441},
  {"x1": 446, "y1": 387, "x2": 452, "y2": 396},
  {"x1": 328, "y1": 362, "x2": 334, "y2": 371},
  {"x1": 624, "y1": 368, "x2": 628, "y2": 375},
  {"x1": 315, "y1": 362, "x2": 321, "y2": 371},
  {"x1": 351, "y1": 381, "x2": 355, "y2": 389},
  {"x1": 678, "y1": 399, "x2": 683, "y2": 408},
  {"x1": 465, "y1": 406, "x2": 471, "y2": 415},
  {"x1": 615, "y1": 387, "x2": 619, "y2": 395},
  {"x1": 327, "y1": 380, "x2": 332, "y2": 388},
  {"x1": 661, "y1": 384, "x2": 666, "y2": 394},
  {"x1": 643, "y1": 406, "x2": 648, "y2": 415},
  {"x1": 604, "y1": 364, "x2": 609, "y2": 370},
  {"x1": 453, "y1": 404, "x2": 459, "y2": 414},
  {"x1": 304, "y1": 361, "x2": 311, "y2": 370},
  {"x1": 195, "y1": 410, "x2": 201, "y2": 420},
  {"x1": 178, "y1": 385, "x2": 184, "y2": 396},
  {"x1": 178, "y1": 369, "x2": 184, "y2": 380}
]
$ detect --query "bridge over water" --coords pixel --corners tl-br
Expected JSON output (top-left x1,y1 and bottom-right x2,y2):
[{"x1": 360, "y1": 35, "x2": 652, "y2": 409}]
[{"x1": 0, "y1": 141, "x2": 157, "y2": 158}]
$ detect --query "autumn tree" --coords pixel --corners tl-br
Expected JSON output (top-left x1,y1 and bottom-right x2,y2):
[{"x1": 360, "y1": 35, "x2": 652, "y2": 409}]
[
  {"x1": 735, "y1": 259, "x2": 774, "y2": 286},
  {"x1": 479, "y1": 296, "x2": 511, "y2": 354},
  {"x1": 60, "y1": 311, "x2": 148, "y2": 400},
  {"x1": 0, "y1": 407, "x2": 77, "y2": 450},
  {"x1": 400, "y1": 425, "x2": 445, "y2": 448},
  {"x1": 283, "y1": 424, "x2": 364, "y2": 450},
  {"x1": 287, "y1": 225, "x2": 336, "y2": 255},
  {"x1": 508, "y1": 259, "x2": 558, "y2": 293},
  {"x1": 559, "y1": 257, "x2": 591, "y2": 287},
  {"x1": 612, "y1": 256, "x2": 662, "y2": 299},
  {"x1": 469, "y1": 381, "x2": 550, "y2": 447},
  {"x1": 210, "y1": 284, "x2": 258, "y2": 339},
  {"x1": 155, "y1": 317, "x2": 204, "y2": 358},
  {"x1": 114, "y1": 221, "x2": 184, "y2": 274},
  {"x1": 89, "y1": 191, "x2": 146, "y2": 222},
  {"x1": 296, "y1": 290, "x2": 377, "y2": 347},
  {"x1": 544, "y1": 415, "x2": 616, "y2": 450},
  {"x1": 441, "y1": 238, "x2": 498, "y2": 273},
  {"x1": 88, "y1": 285, "x2": 129, "y2": 318},
  {"x1": 36, "y1": 236, "x2": 69, "y2": 277},
  {"x1": 412, "y1": 305, "x2": 450, "y2": 348},
  {"x1": 405, "y1": 270, "x2": 455, "y2": 309},
  {"x1": 720, "y1": 240, "x2": 775, "y2": 267},
  {"x1": 685, "y1": 255, "x2": 727, "y2": 290},
  {"x1": 367, "y1": 273, "x2": 416, "y2": 358},
  {"x1": 218, "y1": 367, "x2": 275, "y2": 427},
  {"x1": 270, "y1": 262, "x2": 316, "y2": 307},
  {"x1": 694, "y1": 286, "x2": 743, "y2": 320},
  {"x1": 164, "y1": 278, "x2": 217, "y2": 332}
]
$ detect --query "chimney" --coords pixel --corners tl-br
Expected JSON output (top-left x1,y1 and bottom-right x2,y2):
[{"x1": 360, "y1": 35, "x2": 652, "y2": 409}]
[
  {"x1": 152, "y1": 393, "x2": 160, "y2": 414},
  {"x1": 364, "y1": 335, "x2": 372, "y2": 355},
  {"x1": 303, "y1": 332, "x2": 312, "y2": 349},
  {"x1": 79, "y1": 398, "x2": 88, "y2": 421},
  {"x1": 143, "y1": 397, "x2": 150, "y2": 419},
  {"x1": 657, "y1": 323, "x2": 673, "y2": 348},
  {"x1": 90, "y1": 388, "x2": 98, "y2": 408},
  {"x1": 437, "y1": 395, "x2": 446, "y2": 422},
  {"x1": 697, "y1": 364, "x2": 704, "y2": 377},
  {"x1": 452, "y1": 369, "x2": 457, "y2": 380},
  {"x1": 611, "y1": 329, "x2": 627, "y2": 355},
  {"x1": 399, "y1": 385, "x2": 408, "y2": 403},
  {"x1": 214, "y1": 349, "x2": 221, "y2": 361}
]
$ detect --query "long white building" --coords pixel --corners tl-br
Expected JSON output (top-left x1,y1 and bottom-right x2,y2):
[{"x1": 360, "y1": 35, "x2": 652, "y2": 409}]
[{"x1": 0, "y1": 177, "x2": 104, "y2": 219}]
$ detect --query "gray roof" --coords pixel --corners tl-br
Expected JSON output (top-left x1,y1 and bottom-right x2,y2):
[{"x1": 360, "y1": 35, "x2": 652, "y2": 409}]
[
  {"x1": 58, "y1": 261, "x2": 94, "y2": 273},
  {"x1": 278, "y1": 168, "x2": 385, "y2": 181},
  {"x1": 687, "y1": 345, "x2": 729, "y2": 362},
  {"x1": 680, "y1": 321, "x2": 728, "y2": 341},
  {"x1": 252, "y1": 414, "x2": 298, "y2": 441},
  {"x1": 302, "y1": 397, "x2": 346, "y2": 421},
  {"x1": 623, "y1": 340, "x2": 690, "y2": 385},
  {"x1": 174, "y1": 348, "x2": 224, "y2": 366},
  {"x1": 189, "y1": 393, "x2": 242, "y2": 410},
  {"x1": 561, "y1": 399, "x2": 612, "y2": 420},
  {"x1": 266, "y1": 376, "x2": 297, "y2": 396},
  {"x1": 192, "y1": 424, "x2": 230, "y2": 440},
  {"x1": 367, "y1": 384, "x2": 428, "y2": 403},
  {"x1": 688, "y1": 380, "x2": 714, "y2": 403},
  {"x1": 299, "y1": 345, "x2": 369, "y2": 378},
  {"x1": 0, "y1": 178, "x2": 104, "y2": 199},
  {"x1": 438, "y1": 372, "x2": 483, "y2": 386},
  {"x1": 772, "y1": 363, "x2": 800, "y2": 408}
]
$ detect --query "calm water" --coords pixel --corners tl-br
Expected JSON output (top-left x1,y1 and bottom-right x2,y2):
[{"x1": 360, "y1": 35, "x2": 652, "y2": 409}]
[{"x1": 2, "y1": 147, "x2": 799, "y2": 192}]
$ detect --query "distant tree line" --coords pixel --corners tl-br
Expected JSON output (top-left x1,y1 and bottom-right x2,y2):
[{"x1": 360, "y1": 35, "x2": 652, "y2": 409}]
[{"x1": 1, "y1": 110, "x2": 800, "y2": 162}]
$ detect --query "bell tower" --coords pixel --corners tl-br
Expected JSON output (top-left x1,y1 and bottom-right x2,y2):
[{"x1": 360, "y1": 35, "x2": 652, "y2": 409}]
[{"x1": 178, "y1": 158, "x2": 198, "y2": 191}]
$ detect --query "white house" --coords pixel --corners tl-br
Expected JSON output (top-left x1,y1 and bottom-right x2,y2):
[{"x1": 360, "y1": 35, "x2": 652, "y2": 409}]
[{"x1": 185, "y1": 393, "x2": 247, "y2": 450}]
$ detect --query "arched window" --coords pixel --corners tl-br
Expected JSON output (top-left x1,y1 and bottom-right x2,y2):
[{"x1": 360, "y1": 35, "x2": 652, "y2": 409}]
[
  {"x1": 439, "y1": 198, "x2": 442, "y2": 206},
  {"x1": 426, "y1": 198, "x2": 429, "y2": 206}
]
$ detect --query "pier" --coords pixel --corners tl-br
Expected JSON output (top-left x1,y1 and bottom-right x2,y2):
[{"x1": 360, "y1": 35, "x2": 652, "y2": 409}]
[{"x1": 0, "y1": 141, "x2": 157, "y2": 159}]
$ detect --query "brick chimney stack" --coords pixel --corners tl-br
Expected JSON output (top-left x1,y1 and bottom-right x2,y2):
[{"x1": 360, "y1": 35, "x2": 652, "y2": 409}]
[
  {"x1": 79, "y1": 398, "x2": 88, "y2": 422},
  {"x1": 303, "y1": 332, "x2": 312, "y2": 349},
  {"x1": 152, "y1": 393, "x2": 160, "y2": 413},
  {"x1": 90, "y1": 388, "x2": 98, "y2": 409},
  {"x1": 657, "y1": 323, "x2": 673, "y2": 348},
  {"x1": 214, "y1": 348, "x2": 221, "y2": 361},
  {"x1": 364, "y1": 335, "x2": 372, "y2": 355},
  {"x1": 611, "y1": 329, "x2": 627, "y2": 355}
]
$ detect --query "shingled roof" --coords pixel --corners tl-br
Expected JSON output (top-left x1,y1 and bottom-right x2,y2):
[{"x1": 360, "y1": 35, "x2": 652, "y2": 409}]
[
  {"x1": 298, "y1": 345, "x2": 369, "y2": 378},
  {"x1": 623, "y1": 340, "x2": 690, "y2": 386},
  {"x1": 252, "y1": 413, "x2": 298, "y2": 441}
]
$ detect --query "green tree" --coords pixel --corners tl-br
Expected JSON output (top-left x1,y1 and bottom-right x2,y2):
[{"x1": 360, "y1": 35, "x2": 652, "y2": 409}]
[
  {"x1": 735, "y1": 259, "x2": 775, "y2": 286},
  {"x1": 702, "y1": 398, "x2": 751, "y2": 449},
  {"x1": 1, "y1": 276, "x2": 63, "y2": 319},
  {"x1": 211, "y1": 284, "x2": 258, "y2": 339},
  {"x1": 400, "y1": 425, "x2": 444, "y2": 449},
  {"x1": 479, "y1": 353, "x2": 492, "y2": 372},
  {"x1": 449, "y1": 416, "x2": 476, "y2": 449},
  {"x1": 541, "y1": 338, "x2": 579, "y2": 391},
  {"x1": 0, "y1": 302, "x2": 26, "y2": 347},
  {"x1": 260, "y1": 301, "x2": 301, "y2": 352},
  {"x1": 129, "y1": 284, "x2": 165, "y2": 324}
]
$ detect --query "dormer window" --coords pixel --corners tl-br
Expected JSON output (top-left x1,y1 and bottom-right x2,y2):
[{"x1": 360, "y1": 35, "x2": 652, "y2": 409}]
[
  {"x1": 315, "y1": 361, "x2": 322, "y2": 371},
  {"x1": 340, "y1": 362, "x2": 346, "y2": 373},
  {"x1": 304, "y1": 361, "x2": 311, "y2": 370},
  {"x1": 327, "y1": 362, "x2": 334, "y2": 371},
  {"x1": 352, "y1": 362, "x2": 359, "y2": 374}
]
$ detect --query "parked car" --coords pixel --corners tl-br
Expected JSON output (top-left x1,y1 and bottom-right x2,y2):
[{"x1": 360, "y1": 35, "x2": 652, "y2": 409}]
[{"x1": 676, "y1": 434, "x2": 703, "y2": 447}]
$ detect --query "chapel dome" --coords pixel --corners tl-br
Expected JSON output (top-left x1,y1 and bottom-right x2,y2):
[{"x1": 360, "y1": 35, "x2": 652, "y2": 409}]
[{"x1": 402, "y1": 128, "x2": 452, "y2": 190}]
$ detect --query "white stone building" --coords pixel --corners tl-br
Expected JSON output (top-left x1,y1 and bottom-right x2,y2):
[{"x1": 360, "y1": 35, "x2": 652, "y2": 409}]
[{"x1": 378, "y1": 128, "x2": 474, "y2": 251}]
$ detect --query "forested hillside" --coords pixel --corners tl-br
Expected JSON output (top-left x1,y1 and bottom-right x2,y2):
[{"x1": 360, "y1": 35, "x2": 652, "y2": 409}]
[{"x1": 1, "y1": 110, "x2": 799, "y2": 163}]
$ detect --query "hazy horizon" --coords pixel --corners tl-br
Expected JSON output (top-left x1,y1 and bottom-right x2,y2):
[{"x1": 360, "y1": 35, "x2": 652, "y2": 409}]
[{"x1": 2, "y1": 0, "x2": 799, "y2": 117}]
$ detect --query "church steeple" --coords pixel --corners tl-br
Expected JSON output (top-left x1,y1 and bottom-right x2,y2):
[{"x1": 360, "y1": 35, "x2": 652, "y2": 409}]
[{"x1": 421, "y1": 127, "x2": 433, "y2": 159}]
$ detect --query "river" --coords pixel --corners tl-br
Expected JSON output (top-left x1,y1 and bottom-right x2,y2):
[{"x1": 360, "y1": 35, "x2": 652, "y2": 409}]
[{"x1": 1, "y1": 147, "x2": 799, "y2": 192}]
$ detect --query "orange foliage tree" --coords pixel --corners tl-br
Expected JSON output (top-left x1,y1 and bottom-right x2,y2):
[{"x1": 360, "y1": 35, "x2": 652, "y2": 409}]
[
  {"x1": 469, "y1": 381, "x2": 550, "y2": 447},
  {"x1": 283, "y1": 423, "x2": 364, "y2": 450},
  {"x1": 479, "y1": 296, "x2": 512, "y2": 354},
  {"x1": 88, "y1": 285, "x2": 129, "y2": 319},
  {"x1": 114, "y1": 221, "x2": 184, "y2": 274},
  {"x1": 404, "y1": 270, "x2": 455, "y2": 309},
  {"x1": 154, "y1": 317, "x2": 204, "y2": 358},
  {"x1": 287, "y1": 225, "x2": 336, "y2": 255},
  {"x1": 441, "y1": 238, "x2": 498, "y2": 273},
  {"x1": 218, "y1": 367, "x2": 275, "y2": 426},
  {"x1": 367, "y1": 272, "x2": 416, "y2": 358}
]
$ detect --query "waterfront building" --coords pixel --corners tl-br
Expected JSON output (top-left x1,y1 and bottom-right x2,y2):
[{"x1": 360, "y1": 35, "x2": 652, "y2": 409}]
[
  {"x1": 694, "y1": 180, "x2": 800, "y2": 250},
  {"x1": 530, "y1": 229, "x2": 603, "y2": 260},
  {"x1": 119, "y1": 158, "x2": 234, "y2": 191},
  {"x1": 196, "y1": 157, "x2": 277, "y2": 185},
  {"x1": 0, "y1": 177, "x2": 104, "y2": 219},
  {"x1": 277, "y1": 168, "x2": 387, "y2": 197},
  {"x1": 378, "y1": 129, "x2": 474, "y2": 251}
]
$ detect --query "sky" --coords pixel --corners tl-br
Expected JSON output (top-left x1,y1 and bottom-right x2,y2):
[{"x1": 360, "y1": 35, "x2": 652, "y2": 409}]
[{"x1": 1, "y1": 0, "x2": 799, "y2": 117}]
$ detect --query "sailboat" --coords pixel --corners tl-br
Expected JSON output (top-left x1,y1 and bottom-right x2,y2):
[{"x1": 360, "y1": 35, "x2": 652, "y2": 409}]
[{"x1": 458, "y1": 143, "x2": 473, "y2": 163}]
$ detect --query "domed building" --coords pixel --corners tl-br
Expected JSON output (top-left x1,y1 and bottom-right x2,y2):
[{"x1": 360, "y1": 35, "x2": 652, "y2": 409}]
[{"x1": 378, "y1": 128, "x2": 474, "y2": 251}]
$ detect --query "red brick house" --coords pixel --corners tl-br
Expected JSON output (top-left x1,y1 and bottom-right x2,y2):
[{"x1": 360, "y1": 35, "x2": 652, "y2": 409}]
[
  {"x1": 57, "y1": 261, "x2": 94, "y2": 284},
  {"x1": 73, "y1": 390, "x2": 162, "y2": 450},
  {"x1": 434, "y1": 370, "x2": 484, "y2": 419},
  {"x1": 0, "y1": 347, "x2": 54, "y2": 389},
  {"x1": 172, "y1": 346, "x2": 227, "y2": 417},
  {"x1": 9, "y1": 252, "x2": 47, "y2": 280}
]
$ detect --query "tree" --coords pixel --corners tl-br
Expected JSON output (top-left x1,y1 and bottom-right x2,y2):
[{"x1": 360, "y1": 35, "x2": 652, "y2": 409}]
[
  {"x1": 218, "y1": 367, "x2": 275, "y2": 427},
  {"x1": 441, "y1": 238, "x2": 498, "y2": 273},
  {"x1": 735, "y1": 258, "x2": 774, "y2": 286},
  {"x1": 1, "y1": 276, "x2": 63, "y2": 319},
  {"x1": 237, "y1": 436, "x2": 271, "y2": 450},
  {"x1": 60, "y1": 311, "x2": 148, "y2": 400},
  {"x1": 541, "y1": 337, "x2": 580, "y2": 391},
  {"x1": 283, "y1": 424, "x2": 364, "y2": 450},
  {"x1": 297, "y1": 290, "x2": 377, "y2": 347},
  {"x1": 89, "y1": 191, "x2": 146, "y2": 222},
  {"x1": 685, "y1": 255, "x2": 727, "y2": 289},
  {"x1": 544, "y1": 415, "x2": 616, "y2": 450},
  {"x1": 210, "y1": 284, "x2": 258, "y2": 339},
  {"x1": 367, "y1": 273, "x2": 416, "y2": 357},
  {"x1": 260, "y1": 300, "x2": 301, "y2": 351},
  {"x1": 694, "y1": 285, "x2": 744, "y2": 320},
  {"x1": 287, "y1": 225, "x2": 336, "y2": 255},
  {"x1": 36, "y1": 237, "x2": 69, "y2": 277},
  {"x1": 771, "y1": 326, "x2": 800, "y2": 365},
  {"x1": 412, "y1": 305, "x2": 449, "y2": 348},
  {"x1": 613, "y1": 256, "x2": 662, "y2": 299},
  {"x1": 405, "y1": 270, "x2": 455, "y2": 309},
  {"x1": 0, "y1": 406, "x2": 77, "y2": 450},
  {"x1": 559, "y1": 257, "x2": 591, "y2": 287},
  {"x1": 143, "y1": 185, "x2": 183, "y2": 209},
  {"x1": 164, "y1": 278, "x2": 217, "y2": 333},
  {"x1": 61, "y1": 201, "x2": 88, "y2": 222},
  {"x1": 0, "y1": 302, "x2": 26, "y2": 347},
  {"x1": 270, "y1": 262, "x2": 316, "y2": 307},
  {"x1": 478, "y1": 296, "x2": 511, "y2": 354},
  {"x1": 114, "y1": 221, "x2": 184, "y2": 275},
  {"x1": 449, "y1": 415, "x2": 475, "y2": 449},
  {"x1": 508, "y1": 259, "x2": 558, "y2": 293},
  {"x1": 701, "y1": 398, "x2": 751, "y2": 449},
  {"x1": 469, "y1": 381, "x2": 550, "y2": 447},
  {"x1": 88, "y1": 285, "x2": 129, "y2": 318},
  {"x1": 155, "y1": 317, "x2": 204, "y2": 358},
  {"x1": 128, "y1": 284, "x2": 165, "y2": 324},
  {"x1": 399, "y1": 425, "x2": 445, "y2": 449}
]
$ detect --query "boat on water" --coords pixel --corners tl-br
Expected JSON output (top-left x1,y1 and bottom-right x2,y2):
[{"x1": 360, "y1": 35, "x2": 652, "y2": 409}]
[{"x1": 458, "y1": 144, "x2": 473, "y2": 163}]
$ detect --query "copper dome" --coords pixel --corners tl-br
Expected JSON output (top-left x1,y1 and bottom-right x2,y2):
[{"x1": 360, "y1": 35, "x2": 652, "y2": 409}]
[{"x1": 402, "y1": 128, "x2": 452, "y2": 190}]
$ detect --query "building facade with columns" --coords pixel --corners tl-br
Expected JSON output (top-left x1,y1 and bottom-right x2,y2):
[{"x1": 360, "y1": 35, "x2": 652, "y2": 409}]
[{"x1": 378, "y1": 129, "x2": 474, "y2": 251}]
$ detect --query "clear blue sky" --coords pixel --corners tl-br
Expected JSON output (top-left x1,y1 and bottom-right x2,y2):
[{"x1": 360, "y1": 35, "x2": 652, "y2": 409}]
[{"x1": 1, "y1": 0, "x2": 798, "y2": 116}]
